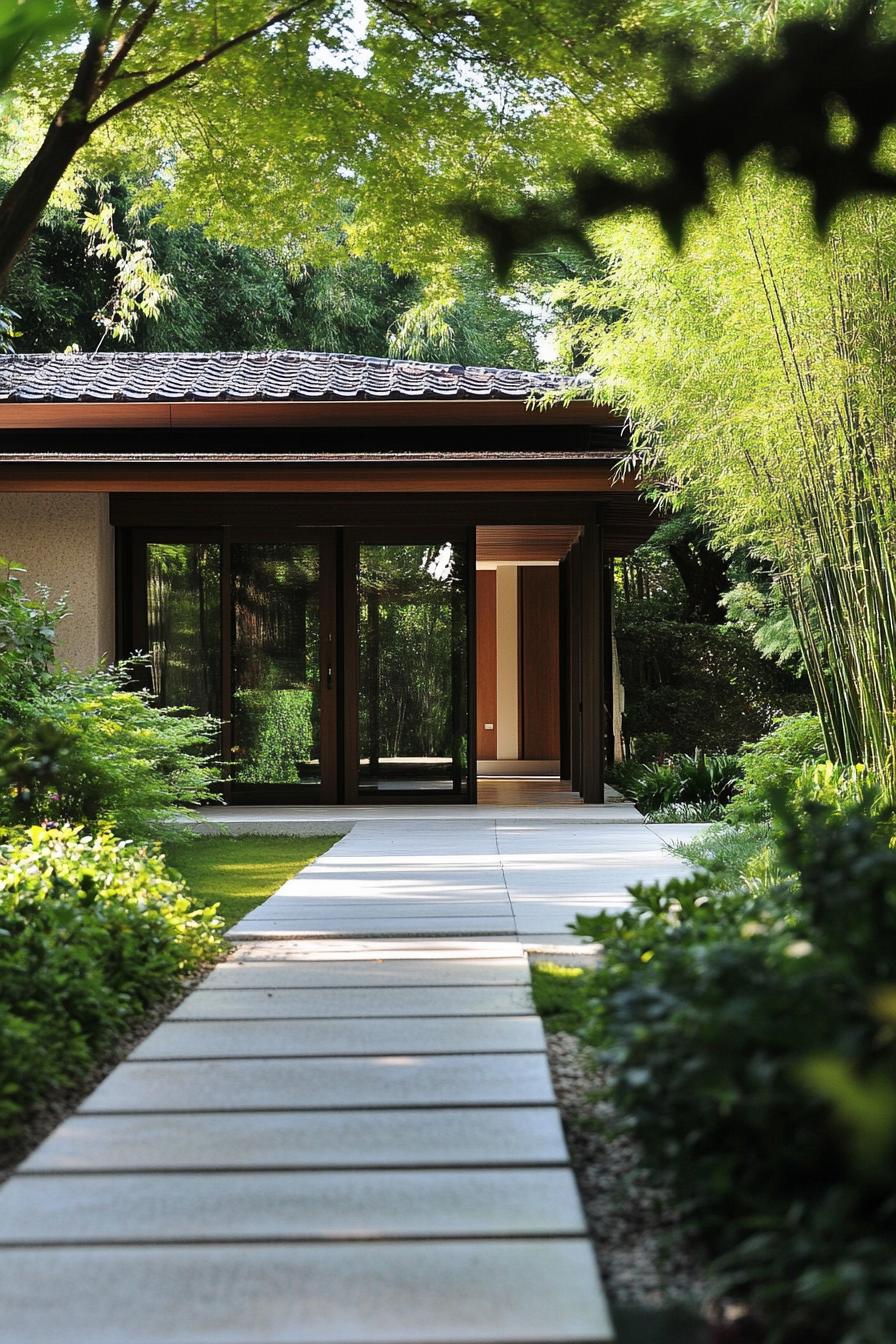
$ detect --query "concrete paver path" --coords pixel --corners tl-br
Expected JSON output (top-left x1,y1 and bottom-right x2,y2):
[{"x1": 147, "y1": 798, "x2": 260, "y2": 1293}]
[
  {"x1": 226, "y1": 818, "x2": 689, "y2": 945},
  {"x1": 0, "y1": 818, "x2": 697, "y2": 1343}
]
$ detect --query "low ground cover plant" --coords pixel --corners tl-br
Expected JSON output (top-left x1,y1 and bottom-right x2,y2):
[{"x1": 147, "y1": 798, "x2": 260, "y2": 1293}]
[
  {"x1": 529, "y1": 961, "x2": 591, "y2": 1033},
  {"x1": 573, "y1": 793, "x2": 896, "y2": 1342},
  {"x1": 0, "y1": 825, "x2": 223, "y2": 1147},
  {"x1": 613, "y1": 750, "x2": 742, "y2": 821}
]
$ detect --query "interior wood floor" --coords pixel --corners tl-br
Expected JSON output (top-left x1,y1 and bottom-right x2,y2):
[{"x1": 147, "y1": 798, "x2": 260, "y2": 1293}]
[{"x1": 475, "y1": 776, "x2": 584, "y2": 807}]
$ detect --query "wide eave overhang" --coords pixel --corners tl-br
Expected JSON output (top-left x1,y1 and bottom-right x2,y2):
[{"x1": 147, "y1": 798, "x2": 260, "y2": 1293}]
[{"x1": 0, "y1": 396, "x2": 635, "y2": 494}]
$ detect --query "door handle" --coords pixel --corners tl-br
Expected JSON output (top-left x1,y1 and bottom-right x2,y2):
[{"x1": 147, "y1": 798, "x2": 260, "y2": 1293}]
[{"x1": 326, "y1": 631, "x2": 334, "y2": 690}]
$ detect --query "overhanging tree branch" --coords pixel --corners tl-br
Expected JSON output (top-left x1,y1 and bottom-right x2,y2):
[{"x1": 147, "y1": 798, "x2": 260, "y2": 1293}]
[
  {"x1": 465, "y1": 2, "x2": 896, "y2": 278},
  {"x1": 69, "y1": 0, "x2": 115, "y2": 111},
  {"x1": 89, "y1": 2, "x2": 314, "y2": 129},
  {"x1": 0, "y1": 0, "x2": 320, "y2": 287},
  {"x1": 95, "y1": 0, "x2": 161, "y2": 94}
]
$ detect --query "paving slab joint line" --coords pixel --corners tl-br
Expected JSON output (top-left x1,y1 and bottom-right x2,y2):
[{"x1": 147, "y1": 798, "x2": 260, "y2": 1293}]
[
  {"x1": 14, "y1": 1160, "x2": 574, "y2": 1176},
  {"x1": 0, "y1": 1230, "x2": 593, "y2": 1250},
  {"x1": 227, "y1": 936, "x2": 520, "y2": 942}
]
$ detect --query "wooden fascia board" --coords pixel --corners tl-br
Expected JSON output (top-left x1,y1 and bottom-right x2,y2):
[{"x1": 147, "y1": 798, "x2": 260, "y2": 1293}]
[
  {"x1": 0, "y1": 398, "x2": 615, "y2": 431},
  {"x1": 0, "y1": 459, "x2": 635, "y2": 493}
]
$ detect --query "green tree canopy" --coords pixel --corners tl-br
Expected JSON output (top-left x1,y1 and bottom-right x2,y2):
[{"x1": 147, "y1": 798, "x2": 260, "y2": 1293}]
[{"x1": 0, "y1": 0, "x2": 781, "y2": 290}]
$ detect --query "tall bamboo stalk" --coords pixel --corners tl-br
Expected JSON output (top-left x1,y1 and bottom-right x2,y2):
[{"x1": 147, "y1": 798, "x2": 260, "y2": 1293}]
[{"x1": 742, "y1": 203, "x2": 896, "y2": 793}]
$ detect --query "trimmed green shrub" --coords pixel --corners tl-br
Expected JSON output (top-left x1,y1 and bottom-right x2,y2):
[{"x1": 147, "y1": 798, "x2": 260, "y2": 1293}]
[
  {"x1": 573, "y1": 796, "x2": 896, "y2": 1343},
  {"x1": 0, "y1": 824, "x2": 223, "y2": 1142}
]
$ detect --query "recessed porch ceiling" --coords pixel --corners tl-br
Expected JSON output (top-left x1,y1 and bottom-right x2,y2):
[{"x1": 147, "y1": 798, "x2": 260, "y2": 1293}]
[{"x1": 476, "y1": 525, "x2": 582, "y2": 563}]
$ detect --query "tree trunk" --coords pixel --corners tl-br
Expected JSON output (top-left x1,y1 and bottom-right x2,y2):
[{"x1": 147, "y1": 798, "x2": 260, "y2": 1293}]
[
  {"x1": 666, "y1": 536, "x2": 729, "y2": 624},
  {"x1": 0, "y1": 116, "x2": 90, "y2": 289}
]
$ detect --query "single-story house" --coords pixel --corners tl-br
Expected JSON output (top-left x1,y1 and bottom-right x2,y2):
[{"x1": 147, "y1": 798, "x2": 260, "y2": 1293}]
[{"x1": 0, "y1": 350, "x2": 656, "y2": 805}]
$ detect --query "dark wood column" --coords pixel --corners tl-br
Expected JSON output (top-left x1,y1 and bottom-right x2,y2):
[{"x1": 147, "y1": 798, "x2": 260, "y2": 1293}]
[
  {"x1": 580, "y1": 521, "x2": 604, "y2": 803},
  {"x1": 568, "y1": 539, "x2": 583, "y2": 795},
  {"x1": 603, "y1": 560, "x2": 616, "y2": 772},
  {"x1": 558, "y1": 556, "x2": 570, "y2": 781}
]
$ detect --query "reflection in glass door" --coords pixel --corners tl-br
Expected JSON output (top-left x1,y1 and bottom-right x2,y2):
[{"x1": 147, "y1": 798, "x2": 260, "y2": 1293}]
[
  {"x1": 146, "y1": 541, "x2": 222, "y2": 719},
  {"x1": 231, "y1": 544, "x2": 322, "y2": 786},
  {"x1": 357, "y1": 540, "x2": 469, "y2": 795},
  {"x1": 139, "y1": 534, "x2": 335, "y2": 800},
  {"x1": 135, "y1": 530, "x2": 469, "y2": 802}
]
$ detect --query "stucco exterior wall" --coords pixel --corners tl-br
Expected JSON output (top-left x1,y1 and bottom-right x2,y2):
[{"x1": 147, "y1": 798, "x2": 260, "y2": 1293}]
[{"x1": 0, "y1": 493, "x2": 114, "y2": 669}]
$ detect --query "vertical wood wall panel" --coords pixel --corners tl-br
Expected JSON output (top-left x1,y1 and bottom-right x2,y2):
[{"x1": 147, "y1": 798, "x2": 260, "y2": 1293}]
[
  {"x1": 476, "y1": 570, "x2": 498, "y2": 761},
  {"x1": 495, "y1": 566, "x2": 520, "y2": 759},
  {"x1": 519, "y1": 566, "x2": 561, "y2": 760}
]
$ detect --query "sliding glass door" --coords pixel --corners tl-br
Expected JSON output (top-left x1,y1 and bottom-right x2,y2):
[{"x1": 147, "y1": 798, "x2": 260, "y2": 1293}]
[
  {"x1": 145, "y1": 541, "x2": 222, "y2": 721},
  {"x1": 347, "y1": 535, "x2": 471, "y2": 799},
  {"x1": 130, "y1": 527, "x2": 472, "y2": 803},
  {"x1": 231, "y1": 543, "x2": 323, "y2": 788},
  {"x1": 134, "y1": 531, "x2": 337, "y2": 801}
]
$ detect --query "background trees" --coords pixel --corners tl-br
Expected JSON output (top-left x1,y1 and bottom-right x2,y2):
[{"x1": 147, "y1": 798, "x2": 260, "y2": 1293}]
[
  {"x1": 613, "y1": 516, "x2": 809, "y2": 761},
  {"x1": 0, "y1": 0, "x2": 707, "y2": 288},
  {"x1": 4, "y1": 181, "x2": 539, "y2": 362}
]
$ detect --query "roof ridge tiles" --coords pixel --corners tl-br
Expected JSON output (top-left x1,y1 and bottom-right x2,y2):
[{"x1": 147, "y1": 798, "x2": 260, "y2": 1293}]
[{"x1": 0, "y1": 350, "x2": 591, "y2": 404}]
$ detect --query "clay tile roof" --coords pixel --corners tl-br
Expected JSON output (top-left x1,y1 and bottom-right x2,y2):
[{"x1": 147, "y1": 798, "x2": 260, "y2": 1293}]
[{"x1": 0, "y1": 351, "x2": 587, "y2": 404}]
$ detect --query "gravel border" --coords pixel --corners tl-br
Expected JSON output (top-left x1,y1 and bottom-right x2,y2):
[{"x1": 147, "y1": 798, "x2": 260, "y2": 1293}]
[{"x1": 547, "y1": 1030, "x2": 709, "y2": 1312}]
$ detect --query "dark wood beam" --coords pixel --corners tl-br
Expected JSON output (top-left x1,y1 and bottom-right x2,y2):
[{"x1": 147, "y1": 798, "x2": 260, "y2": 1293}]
[
  {"x1": 0, "y1": 460, "x2": 634, "y2": 494},
  {"x1": 0, "y1": 398, "x2": 621, "y2": 431}
]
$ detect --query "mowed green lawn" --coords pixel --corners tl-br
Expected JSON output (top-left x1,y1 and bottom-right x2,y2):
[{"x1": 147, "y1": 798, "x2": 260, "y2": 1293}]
[{"x1": 163, "y1": 835, "x2": 340, "y2": 929}]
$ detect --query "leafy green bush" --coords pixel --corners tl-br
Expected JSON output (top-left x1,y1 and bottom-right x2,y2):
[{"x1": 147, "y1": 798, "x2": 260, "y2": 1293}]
[
  {"x1": 0, "y1": 560, "x2": 64, "y2": 717},
  {"x1": 1, "y1": 664, "x2": 220, "y2": 837},
  {"x1": 0, "y1": 825, "x2": 223, "y2": 1142},
  {"x1": 573, "y1": 797, "x2": 896, "y2": 1343},
  {"x1": 614, "y1": 750, "x2": 742, "y2": 819},
  {"x1": 0, "y1": 563, "x2": 219, "y2": 837},
  {"x1": 728, "y1": 713, "x2": 826, "y2": 822}
]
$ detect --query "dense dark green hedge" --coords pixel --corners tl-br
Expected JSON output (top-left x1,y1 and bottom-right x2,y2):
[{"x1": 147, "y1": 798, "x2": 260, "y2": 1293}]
[
  {"x1": 574, "y1": 798, "x2": 896, "y2": 1342},
  {"x1": 0, "y1": 825, "x2": 222, "y2": 1143},
  {"x1": 615, "y1": 617, "x2": 809, "y2": 759}
]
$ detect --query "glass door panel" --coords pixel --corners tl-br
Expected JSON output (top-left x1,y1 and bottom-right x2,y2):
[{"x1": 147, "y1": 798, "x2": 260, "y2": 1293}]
[
  {"x1": 231, "y1": 544, "x2": 322, "y2": 787},
  {"x1": 146, "y1": 541, "x2": 221, "y2": 719},
  {"x1": 357, "y1": 541, "x2": 469, "y2": 795}
]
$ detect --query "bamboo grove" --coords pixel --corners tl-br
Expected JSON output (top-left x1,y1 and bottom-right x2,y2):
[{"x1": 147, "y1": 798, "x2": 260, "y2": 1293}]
[{"x1": 571, "y1": 165, "x2": 896, "y2": 795}]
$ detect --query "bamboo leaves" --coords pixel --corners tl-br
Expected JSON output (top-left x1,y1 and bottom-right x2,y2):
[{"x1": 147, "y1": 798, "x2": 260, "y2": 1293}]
[{"x1": 579, "y1": 165, "x2": 896, "y2": 794}]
